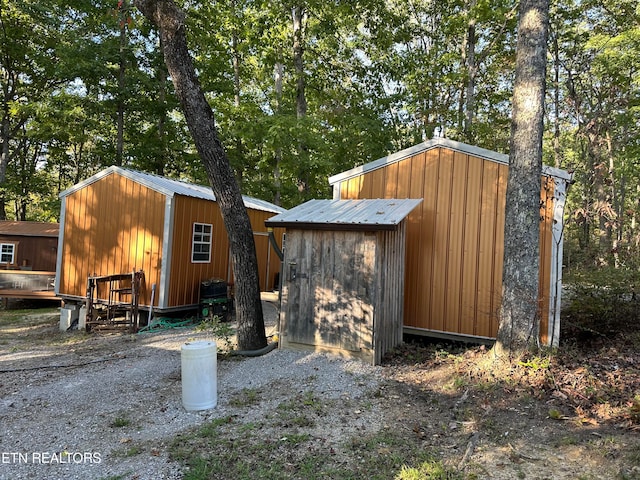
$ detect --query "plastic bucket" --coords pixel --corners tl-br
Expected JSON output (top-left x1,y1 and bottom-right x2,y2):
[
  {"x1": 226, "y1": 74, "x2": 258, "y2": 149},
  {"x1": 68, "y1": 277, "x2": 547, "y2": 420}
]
[{"x1": 181, "y1": 340, "x2": 217, "y2": 410}]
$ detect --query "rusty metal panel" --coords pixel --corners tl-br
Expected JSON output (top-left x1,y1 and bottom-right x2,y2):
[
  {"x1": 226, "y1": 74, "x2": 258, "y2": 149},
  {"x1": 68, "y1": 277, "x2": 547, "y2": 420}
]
[
  {"x1": 384, "y1": 161, "x2": 399, "y2": 198},
  {"x1": 475, "y1": 161, "x2": 501, "y2": 337},
  {"x1": 416, "y1": 150, "x2": 440, "y2": 328},
  {"x1": 492, "y1": 164, "x2": 509, "y2": 336}
]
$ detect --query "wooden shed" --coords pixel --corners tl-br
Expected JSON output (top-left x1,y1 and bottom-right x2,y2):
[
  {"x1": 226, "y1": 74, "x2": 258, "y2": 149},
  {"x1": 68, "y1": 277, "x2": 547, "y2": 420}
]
[
  {"x1": 0, "y1": 221, "x2": 59, "y2": 300},
  {"x1": 55, "y1": 166, "x2": 286, "y2": 314},
  {"x1": 265, "y1": 198, "x2": 422, "y2": 365},
  {"x1": 0, "y1": 221, "x2": 59, "y2": 271},
  {"x1": 329, "y1": 138, "x2": 571, "y2": 347}
]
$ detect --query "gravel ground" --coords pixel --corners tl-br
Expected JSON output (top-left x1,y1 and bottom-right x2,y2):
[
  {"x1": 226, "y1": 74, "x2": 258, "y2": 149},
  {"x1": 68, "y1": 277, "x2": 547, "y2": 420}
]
[{"x1": 0, "y1": 301, "x2": 383, "y2": 480}]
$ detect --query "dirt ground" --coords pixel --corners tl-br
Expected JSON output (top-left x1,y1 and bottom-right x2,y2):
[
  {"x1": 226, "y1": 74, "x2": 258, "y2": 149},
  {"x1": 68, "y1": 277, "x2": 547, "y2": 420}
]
[
  {"x1": 381, "y1": 337, "x2": 640, "y2": 479},
  {"x1": 0, "y1": 299, "x2": 638, "y2": 479}
]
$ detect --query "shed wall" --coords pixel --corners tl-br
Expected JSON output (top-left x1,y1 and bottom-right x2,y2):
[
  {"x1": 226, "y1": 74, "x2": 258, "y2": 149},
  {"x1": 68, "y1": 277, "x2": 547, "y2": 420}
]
[
  {"x1": 58, "y1": 173, "x2": 165, "y2": 307},
  {"x1": 58, "y1": 171, "x2": 284, "y2": 311},
  {"x1": 280, "y1": 229, "x2": 377, "y2": 362},
  {"x1": 338, "y1": 146, "x2": 556, "y2": 341},
  {"x1": 280, "y1": 225, "x2": 405, "y2": 365},
  {"x1": 0, "y1": 235, "x2": 58, "y2": 271},
  {"x1": 167, "y1": 196, "x2": 284, "y2": 308}
]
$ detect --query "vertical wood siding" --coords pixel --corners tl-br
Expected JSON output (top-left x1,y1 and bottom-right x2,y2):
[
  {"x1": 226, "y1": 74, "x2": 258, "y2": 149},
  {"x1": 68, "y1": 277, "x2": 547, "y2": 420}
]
[
  {"x1": 58, "y1": 173, "x2": 165, "y2": 306},
  {"x1": 338, "y1": 146, "x2": 554, "y2": 340},
  {"x1": 0, "y1": 235, "x2": 58, "y2": 271},
  {"x1": 280, "y1": 226, "x2": 406, "y2": 365},
  {"x1": 59, "y1": 171, "x2": 283, "y2": 310},
  {"x1": 168, "y1": 195, "x2": 224, "y2": 308},
  {"x1": 538, "y1": 177, "x2": 556, "y2": 345},
  {"x1": 167, "y1": 197, "x2": 283, "y2": 308}
]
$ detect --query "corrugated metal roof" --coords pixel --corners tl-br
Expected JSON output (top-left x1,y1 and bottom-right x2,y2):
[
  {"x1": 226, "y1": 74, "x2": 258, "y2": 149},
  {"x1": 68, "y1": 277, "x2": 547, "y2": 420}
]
[
  {"x1": 0, "y1": 221, "x2": 59, "y2": 237},
  {"x1": 265, "y1": 199, "x2": 422, "y2": 231},
  {"x1": 328, "y1": 137, "x2": 572, "y2": 186},
  {"x1": 59, "y1": 166, "x2": 286, "y2": 214}
]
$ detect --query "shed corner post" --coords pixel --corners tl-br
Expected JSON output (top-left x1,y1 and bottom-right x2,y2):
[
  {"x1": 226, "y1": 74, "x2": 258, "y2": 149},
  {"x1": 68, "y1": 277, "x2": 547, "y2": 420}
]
[
  {"x1": 157, "y1": 194, "x2": 175, "y2": 310},
  {"x1": 548, "y1": 176, "x2": 569, "y2": 348},
  {"x1": 331, "y1": 182, "x2": 341, "y2": 200},
  {"x1": 54, "y1": 196, "x2": 67, "y2": 296}
]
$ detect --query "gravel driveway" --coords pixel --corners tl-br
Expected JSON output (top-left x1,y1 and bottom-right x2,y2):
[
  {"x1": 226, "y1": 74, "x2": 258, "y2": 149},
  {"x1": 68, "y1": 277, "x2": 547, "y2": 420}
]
[{"x1": 0, "y1": 301, "x2": 383, "y2": 480}]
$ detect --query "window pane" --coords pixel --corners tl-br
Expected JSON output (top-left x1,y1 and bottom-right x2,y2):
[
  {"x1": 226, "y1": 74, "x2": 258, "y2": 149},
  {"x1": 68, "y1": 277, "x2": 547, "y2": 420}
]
[
  {"x1": 192, "y1": 223, "x2": 212, "y2": 263},
  {"x1": 0, "y1": 244, "x2": 14, "y2": 263}
]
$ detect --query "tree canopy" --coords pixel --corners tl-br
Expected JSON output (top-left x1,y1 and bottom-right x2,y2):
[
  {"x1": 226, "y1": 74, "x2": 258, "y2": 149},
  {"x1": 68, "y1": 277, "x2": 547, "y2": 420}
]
[{"x1": 2, "y1": 0, "x2": 639, "y2": 272}]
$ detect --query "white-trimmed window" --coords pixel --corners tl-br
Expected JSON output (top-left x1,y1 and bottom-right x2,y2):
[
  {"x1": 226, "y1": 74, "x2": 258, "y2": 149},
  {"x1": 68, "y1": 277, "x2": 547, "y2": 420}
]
[
  {"x1": 192, "y1": 223, "x2": 212, "y2": 263},
  {"x1": 0, "y1": 243, "x2": 15, "y2": 265}
]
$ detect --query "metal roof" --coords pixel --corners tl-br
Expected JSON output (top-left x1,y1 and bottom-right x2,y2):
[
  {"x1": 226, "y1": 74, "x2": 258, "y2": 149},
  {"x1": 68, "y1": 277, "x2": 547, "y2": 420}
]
[
  {"x1": 265, "y1": 198, "x2": 423, "y2": 231},
  {"x1": 0, "y1": 221, "x2": 59, "y2": 237},
  {"x1": 59, "y1": 166, "x2": 286, "y2": 214},
  {"x1": 328, "y1": 137, "x2": 572, "y2": 186}
]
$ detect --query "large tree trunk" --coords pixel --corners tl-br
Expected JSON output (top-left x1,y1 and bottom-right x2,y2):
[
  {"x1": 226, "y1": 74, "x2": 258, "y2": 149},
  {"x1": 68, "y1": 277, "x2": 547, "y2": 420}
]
[
  {"x1": 134, "y1": 0, "x2": 267, "y2": 350},
  {"x1": 463, "y1": 1, "x2": 477, "y2": 143},
  {"x1": 494, "y1": 0, "x2": 549, "y2": 357},
  {"x1": 273, "y1": 62, "x2": 284, "y2": 206},
  {"x1": 116, "y1": 0, "x2": 129, "y2": 167},
  {"x1": 292, "y1": 5, "x2": 309, "y2": 194},
  {"x1": 0, "y1": 112, "x2": 9, "y2": 220}
]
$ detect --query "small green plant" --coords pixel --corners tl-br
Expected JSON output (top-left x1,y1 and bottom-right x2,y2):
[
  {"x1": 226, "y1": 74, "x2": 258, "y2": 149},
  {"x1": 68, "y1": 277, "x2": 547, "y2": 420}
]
[
  {"x1": 548, "y1": 408, "x2": 563, "y2": 420},
  {"x1": 229, "y1": 388, "x2": 260, "y2": 408},
  {"x1": 199, "y1": 416, "x2": 234, "y2": 438},
  {"x1": 518, "y1": 356, "x2": 551, "y2": 371},
  {"x1": 99, "y1": 475, "x2": 130, "y2": 480},
  {"x1": 110, "y1": 415, "x2": 131, "y2": 428},
  {"x1": 196, "y1": 315, "x2": 235, "y2": 354},
  {"x1": 395, "y1": 459, "x2": 462, "y2": 479},
  {"x1": 628, "y1": 395, "x2": 640, "y2": 423}
]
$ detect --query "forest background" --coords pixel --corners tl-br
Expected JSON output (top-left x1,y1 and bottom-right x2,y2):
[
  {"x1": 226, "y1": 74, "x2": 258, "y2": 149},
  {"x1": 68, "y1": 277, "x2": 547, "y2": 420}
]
[{"x1": 2, "y1": 0, "x2": 639, "y2": 278}]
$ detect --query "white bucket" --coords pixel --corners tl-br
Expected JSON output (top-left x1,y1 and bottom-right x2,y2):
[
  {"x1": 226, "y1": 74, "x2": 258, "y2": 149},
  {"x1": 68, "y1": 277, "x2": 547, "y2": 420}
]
[{"x1": 181, "y1": 340, "x2": 217, "y2": 411}]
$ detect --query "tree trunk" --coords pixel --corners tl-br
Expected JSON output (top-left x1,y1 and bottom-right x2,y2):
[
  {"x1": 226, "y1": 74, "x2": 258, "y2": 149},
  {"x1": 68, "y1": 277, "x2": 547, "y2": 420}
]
[
  {"x1": 116, "y1": 0, "x2": 129, "y2": 167},
  {"x1": 0, "y1": 111, "x2": 9, "y2": 220},
  {"x1": 292, "y1": 6, "x2": 307, "y2": 120},
  {"x1": 231, "y1": 0, "x2": 244, "y2": 186},
  {"x1": 292, "y1": 5, "x2": 309, "y2": 194},
  {"x1": 155, "y1": 37, "x2": 167, "y2": 176},
  {"x1": 494, "y1": 0, "x2": 549, "y2": 358},
  {"x1": 463, "y1": 3, "x2": 477, "y2": 143},
  {"x1": 273, "y1": 62, "x2": 284, "y2": 207},
  {"x1": 134, "y1": 0, "x2": 267, "y2": 350},
  {"x1": 551, "y1": 25, "x2": 561, "y2": 169}
]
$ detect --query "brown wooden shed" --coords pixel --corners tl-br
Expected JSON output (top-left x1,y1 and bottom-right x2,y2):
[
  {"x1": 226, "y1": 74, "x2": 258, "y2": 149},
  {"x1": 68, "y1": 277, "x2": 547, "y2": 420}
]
[
  {"x1": 329, "y1": 138, "x2": 571, "y2": 347},
  {"x1": 0, "y1": 221, "x2": 59, "y2": 300},
  {"x1": 55, "y1": 166, "x2": 286, "y2": 313},
  {"x1": 265, "y1": 198, "x2": 422, "y2": 365},
  {"x1": 0, "y1": 221, "x2": 59, "y2": 271}
]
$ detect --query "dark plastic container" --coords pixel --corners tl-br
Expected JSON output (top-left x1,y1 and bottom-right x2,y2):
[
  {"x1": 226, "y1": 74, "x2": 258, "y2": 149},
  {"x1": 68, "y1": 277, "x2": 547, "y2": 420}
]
[{"x1": 200, "y1": 278, "x2": 227, "y2": 299}]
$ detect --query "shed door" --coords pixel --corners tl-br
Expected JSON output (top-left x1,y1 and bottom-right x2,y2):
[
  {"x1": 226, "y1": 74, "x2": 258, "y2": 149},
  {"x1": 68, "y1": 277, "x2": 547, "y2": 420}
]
[{"x1": 281, "y1": 229, "x2": 376, "y2": 354}]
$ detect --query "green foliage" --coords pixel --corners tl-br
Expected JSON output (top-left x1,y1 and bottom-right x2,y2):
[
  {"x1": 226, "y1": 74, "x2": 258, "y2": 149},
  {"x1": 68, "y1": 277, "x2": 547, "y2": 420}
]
[
  {"x1": 395, "y1": 460, "x2": 463, "y2": 480},
  {"x1": 518, "y1": 356, "x2": 551, "y2": 371},
  {"x1": 109, "y1": 415, "x2": 131, "y2": 428},
  {"x1": 562, "y1": 268, "x2": 640, "y2": 338},
  {"x1": 196, "y1": 316, "x2": 235, "y2": 354},
  {"x1": 1, "y1": 0, "x2": 639, "y2": 276}
]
